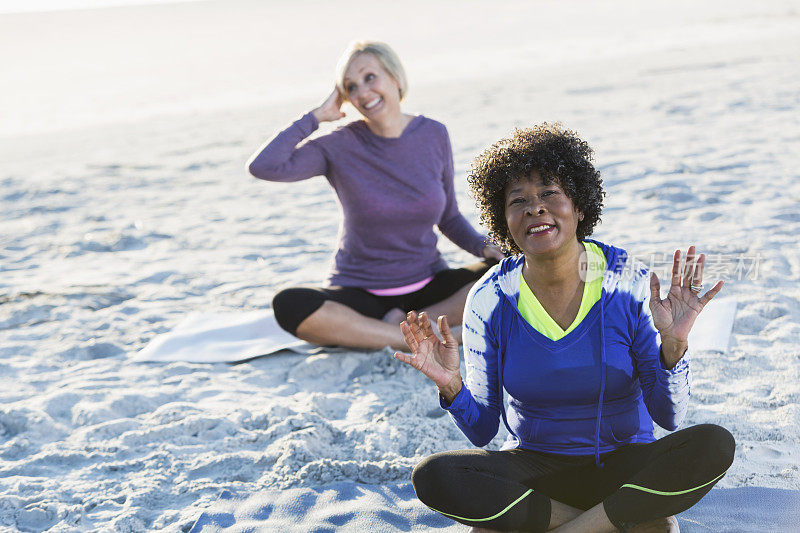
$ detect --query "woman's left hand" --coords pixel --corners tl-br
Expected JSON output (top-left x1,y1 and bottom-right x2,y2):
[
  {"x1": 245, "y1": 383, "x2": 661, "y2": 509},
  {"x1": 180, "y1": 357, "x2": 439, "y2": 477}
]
[
  {"x1": 649, "y1": 246, "x2": 724, "y2": 368},
  {"x1": 482, "y1": 243, "x2": 504, "y2": 261}
]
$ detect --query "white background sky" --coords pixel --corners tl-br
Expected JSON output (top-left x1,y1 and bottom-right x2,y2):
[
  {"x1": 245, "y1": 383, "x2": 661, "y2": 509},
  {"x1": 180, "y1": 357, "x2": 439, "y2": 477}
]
[
  {"x1": 0, "y1": 0, "x2": 202, "y2": 14},
  {"x1": 1, "y1": 0, "x2": 798, "y2": 138}
]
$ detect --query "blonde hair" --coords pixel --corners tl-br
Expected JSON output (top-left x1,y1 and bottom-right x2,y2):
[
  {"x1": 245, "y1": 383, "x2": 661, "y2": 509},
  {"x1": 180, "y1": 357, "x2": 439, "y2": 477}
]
[{"x1": 335, "y1": 41, "x2": 408, "y2": 102}]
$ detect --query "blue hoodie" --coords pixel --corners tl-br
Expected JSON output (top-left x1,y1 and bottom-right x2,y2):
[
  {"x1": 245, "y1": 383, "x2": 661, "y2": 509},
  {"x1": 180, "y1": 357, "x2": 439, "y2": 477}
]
[{"x1": 443, "y1": 241, "x2": 690, "y2": 462}]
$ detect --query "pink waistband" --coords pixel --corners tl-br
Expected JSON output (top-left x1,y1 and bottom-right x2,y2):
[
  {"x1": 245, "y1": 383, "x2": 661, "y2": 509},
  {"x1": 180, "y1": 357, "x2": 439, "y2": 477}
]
[{"x1": 366, "y1": 276, "x2": 434, "y2": 296}]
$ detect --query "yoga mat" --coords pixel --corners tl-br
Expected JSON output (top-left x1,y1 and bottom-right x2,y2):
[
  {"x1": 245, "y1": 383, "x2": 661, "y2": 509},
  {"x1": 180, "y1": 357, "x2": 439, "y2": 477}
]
[
  {"x1": 131, "y1": 310, "x2": 316, "y2": 363},
  {"x1": 686, "y1": 297, "x2": 738, "y2": 353},
  {"x1": 190, "y1": 482, "x2": 800, "y2": 532}
]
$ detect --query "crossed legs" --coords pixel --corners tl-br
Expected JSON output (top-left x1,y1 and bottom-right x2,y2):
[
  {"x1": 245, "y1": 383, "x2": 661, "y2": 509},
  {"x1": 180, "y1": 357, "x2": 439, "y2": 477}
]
[
  {"x1": 412, "y1": 425, "x2": 734, "y2": 532},
  {"x1": 292, "y1": 284, "x2": 472, "y2": 350},
  {"x1": 272, "y1": 261, "x2": 491, "y2": 350}
]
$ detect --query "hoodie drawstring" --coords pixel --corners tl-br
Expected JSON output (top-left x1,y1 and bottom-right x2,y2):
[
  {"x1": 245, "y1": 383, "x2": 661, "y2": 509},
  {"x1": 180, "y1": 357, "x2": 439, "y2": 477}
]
[{"x1": 594, "y1": 296, "x2": 607, "y2": 468}]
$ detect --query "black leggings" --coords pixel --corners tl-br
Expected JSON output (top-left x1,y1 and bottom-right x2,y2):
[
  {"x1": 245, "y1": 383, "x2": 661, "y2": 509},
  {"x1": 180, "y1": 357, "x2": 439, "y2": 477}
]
[
  {"x1": 272, "y1": 260, "x2": 495, "y2": 335},
  {"x1": 412, "y1": 424, "x2": 735, "y2": 532}
]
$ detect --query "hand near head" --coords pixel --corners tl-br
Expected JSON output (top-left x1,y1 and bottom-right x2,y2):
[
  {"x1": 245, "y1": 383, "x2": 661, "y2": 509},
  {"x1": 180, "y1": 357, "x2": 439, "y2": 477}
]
[
  {"x1": 649, "y1": 245, "x2": 724, "y2": 368},
  {"x1": 394, "y1": 311, "x2": 463, "y2": 402},
  {"x1": 312, "y1": 87, "x2": 346, "y2": 123},
  {"x1": 482, "y1": 243, "x2": 505, "y2": 261}
]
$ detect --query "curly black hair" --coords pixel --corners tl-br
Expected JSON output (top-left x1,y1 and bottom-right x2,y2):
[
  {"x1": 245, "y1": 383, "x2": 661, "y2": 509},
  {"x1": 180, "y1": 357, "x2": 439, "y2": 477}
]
[{"x1": 467, "y1": 123, "x2": 604, "y2": 255}]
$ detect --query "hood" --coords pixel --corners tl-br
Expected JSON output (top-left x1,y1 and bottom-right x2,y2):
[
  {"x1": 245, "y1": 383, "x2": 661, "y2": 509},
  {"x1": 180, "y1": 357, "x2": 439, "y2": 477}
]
[{"x1": 494, "y1": 239, "x2": 631, "y2": 302}]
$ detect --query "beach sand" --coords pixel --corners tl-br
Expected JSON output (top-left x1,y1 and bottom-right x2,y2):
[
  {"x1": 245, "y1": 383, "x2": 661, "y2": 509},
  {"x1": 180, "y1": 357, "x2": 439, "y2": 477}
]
[{"x1": 1, "y1": 0, "x2": 800, "y2": 530}]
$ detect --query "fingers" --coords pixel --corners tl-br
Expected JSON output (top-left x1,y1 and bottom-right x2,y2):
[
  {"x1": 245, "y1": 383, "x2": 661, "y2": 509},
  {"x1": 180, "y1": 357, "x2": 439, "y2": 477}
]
[
  {"x1": 674, "y1": 245, "x2": 707, "y2": 294},
  {"x1": 698, "y1": 280, "x2": 724, "y2": 306},
  {"x1": 649, "y1": 271, "x2": 661, "y2": 302},
  {"x1": 393, "y1": 350, "x2": 412, "y2": 364},
  {"x1": 398, "y1": 311, "x2": 427, "y2": 368},
  {"x1": 682, "y1": 245, "x2": 697, "y2": 287},
  {"x1": 670, "y1": 249, "x2": 682, "y2": 288},
  {"x1": 419, "y1": 312, "x2": 437, "y2": 340},
  {"x1": 692, "y1": 252, "x2": 705, "y2": 290},
  {"x1": 438, "y1": 315, "x2": 456, "y2": 347},
  {"x1": 405, "y1": 310, "x2": 422, "y2": 339},
  {"x1": 334, "y1": 91, "x2": 346, "y2": 118},
  {"x1": 399, "y1": 320, "x2": 420, "y2": 354},
  {"x1": 673, "y1": 245, "x2": 723, "y2": 304},
  {"x1": 393, "y1": 349, "x2": 425, "y2": 371},
  {"x1": 401, "y1": 311, "x2": 440, "y2": 354},
  {"x1": 482, "y1": 244, "x2": 504, "y2": 260},
  {"x1": 318, "y1": 87, "x2": 345, "y2": 120}
]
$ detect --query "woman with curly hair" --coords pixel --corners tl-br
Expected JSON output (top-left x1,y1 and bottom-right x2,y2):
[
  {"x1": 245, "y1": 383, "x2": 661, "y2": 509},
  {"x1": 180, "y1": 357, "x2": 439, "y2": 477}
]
[
  {"x1": 395, "y1": 124, "x2": 734, "y2": 532},
  {"x1": 247, "y1": 41, "x2": 501, "y2": 350}
]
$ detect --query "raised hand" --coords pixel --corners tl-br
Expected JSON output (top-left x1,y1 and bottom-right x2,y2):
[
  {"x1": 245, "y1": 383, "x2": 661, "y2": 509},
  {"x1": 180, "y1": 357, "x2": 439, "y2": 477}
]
[
  {"x1": 649, "y1": 245, "x2": 724, "y2": 367},
  {"x1": 311, "y1": 87, "x2": 346, "y2": 123},
  {"x1": 482, "y1": 243, "x2": 505, "y2": 261},
  {"x1": 394, "y1": 311, "x2": 462, "y2": 401}
]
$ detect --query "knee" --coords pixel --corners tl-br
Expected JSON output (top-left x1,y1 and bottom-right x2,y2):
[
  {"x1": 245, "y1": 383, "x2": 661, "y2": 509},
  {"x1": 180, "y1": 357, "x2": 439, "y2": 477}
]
[
  {"x1": 271, "y1": 288, "x2": 296, "y2": 330},
  {"x1": 695, "y1": 424, "x2": 736, "y2": 472},
  {"x1": 412, "y1": 453, "x2": 451, "y2": 505},
  {"x1": 272, "y1": 288, "x2": 322, "y2": 335}
]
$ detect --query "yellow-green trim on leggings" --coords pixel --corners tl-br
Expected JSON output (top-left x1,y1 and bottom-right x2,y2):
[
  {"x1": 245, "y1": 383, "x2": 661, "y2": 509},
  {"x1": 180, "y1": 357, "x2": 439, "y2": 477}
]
[
  {"x1": 620, "y1": 471, "x2": 727, "y2": 496},
  {"x1": 426, "y1": 488, "x2": 534, "y2": 522},
  {"x1": 426, "y1": 470, "x2": 727, "y2": 523}
]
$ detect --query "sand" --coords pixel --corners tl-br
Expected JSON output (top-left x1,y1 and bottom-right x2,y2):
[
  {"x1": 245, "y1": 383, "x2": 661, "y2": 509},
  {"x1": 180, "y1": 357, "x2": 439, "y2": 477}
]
[{"x1": 1, "y1": 0, "x2": 799, "y2": 530}]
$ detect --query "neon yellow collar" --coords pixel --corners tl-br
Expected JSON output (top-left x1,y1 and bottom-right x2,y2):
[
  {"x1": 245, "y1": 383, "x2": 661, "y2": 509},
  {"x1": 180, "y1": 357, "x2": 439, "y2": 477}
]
[{"x1": 517, "y1": 242, "x2": 605, "y2": 340}]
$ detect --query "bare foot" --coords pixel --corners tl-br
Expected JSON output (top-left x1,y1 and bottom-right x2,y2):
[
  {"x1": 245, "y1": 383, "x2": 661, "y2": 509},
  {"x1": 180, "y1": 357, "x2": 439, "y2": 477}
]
[
  {"x1": 629, "y1": 515, "x2": 679, "y2": 533},
  {"x1": 381, "y1": 307, "x2": 406, "y2": 325}
]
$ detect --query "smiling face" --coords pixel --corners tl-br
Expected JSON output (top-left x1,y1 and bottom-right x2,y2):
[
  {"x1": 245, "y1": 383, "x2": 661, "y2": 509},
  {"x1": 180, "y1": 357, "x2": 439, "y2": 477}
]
[
  {"x1": 342, "y1": 52, "x2": 403, "y2": 122},
  {"x1": 504, "y1": 172, "x2": 584, "y2": 258}
]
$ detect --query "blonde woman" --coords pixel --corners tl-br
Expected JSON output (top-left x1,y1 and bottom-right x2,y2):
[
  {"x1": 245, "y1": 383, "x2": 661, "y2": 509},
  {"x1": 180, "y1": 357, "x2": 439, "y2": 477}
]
[{"x1": 247, "y1": 41, "x2": 501, "y2": 350}]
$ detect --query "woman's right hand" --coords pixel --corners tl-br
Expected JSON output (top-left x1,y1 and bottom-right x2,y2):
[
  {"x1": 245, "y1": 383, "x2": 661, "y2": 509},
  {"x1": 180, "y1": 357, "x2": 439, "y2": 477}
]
[
  {"x1": 482, "y1": 243, "x2": 505, "y2": 261},
  {"x1": 394, "y1": 311, "x2": 463, "y2": 403},
  {"x1": 312, "y1": 88, "x2": 346, "y2": 123}
]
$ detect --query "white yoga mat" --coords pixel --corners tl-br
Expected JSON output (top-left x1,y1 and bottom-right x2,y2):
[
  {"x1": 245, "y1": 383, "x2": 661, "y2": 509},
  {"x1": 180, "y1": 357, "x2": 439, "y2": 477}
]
[
  {"x1": 132, "y1": 298, "x2": 737, "y2": 364},
  {"x1": 131, "y1": 310, "x2": 316, "y2": 363},
  {"x1": 686, "y1": 297, "x2": 738, "y2": 352}
]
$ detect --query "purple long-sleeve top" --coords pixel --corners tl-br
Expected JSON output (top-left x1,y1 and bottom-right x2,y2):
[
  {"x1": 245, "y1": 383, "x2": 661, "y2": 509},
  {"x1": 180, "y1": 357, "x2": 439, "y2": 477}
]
[{"x1": 247, "y1": 112, "x2": 487, "y2": 288}]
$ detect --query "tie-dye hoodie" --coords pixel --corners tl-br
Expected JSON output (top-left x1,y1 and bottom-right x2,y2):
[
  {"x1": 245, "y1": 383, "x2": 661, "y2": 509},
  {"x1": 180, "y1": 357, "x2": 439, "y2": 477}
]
[{"x1": 443, "y1": 240, "x2": 690, "y2": 463}]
